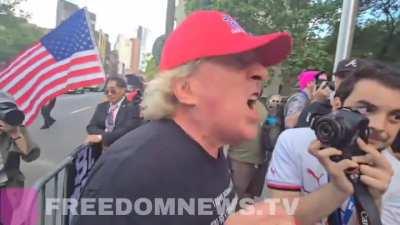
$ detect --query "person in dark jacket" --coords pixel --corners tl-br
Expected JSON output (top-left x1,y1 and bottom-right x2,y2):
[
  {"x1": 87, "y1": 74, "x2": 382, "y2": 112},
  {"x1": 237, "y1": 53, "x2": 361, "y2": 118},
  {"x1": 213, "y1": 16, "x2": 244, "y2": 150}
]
[
  {"x1": 0, "y1": 91, "x2": 40, "y2": 188},
  {"x1": 85, "y1": 76, "x2": 142, "y2": 150},
  {"x1": 40, "y1": 98, "x2": 57, "y2": 129}
]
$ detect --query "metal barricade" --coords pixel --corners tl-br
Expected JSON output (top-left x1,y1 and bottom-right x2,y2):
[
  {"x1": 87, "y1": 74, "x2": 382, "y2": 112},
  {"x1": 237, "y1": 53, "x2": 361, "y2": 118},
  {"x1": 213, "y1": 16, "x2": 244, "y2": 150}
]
[
  {"x1": 33, "y1": 153, "x2": 75, "y2": 225},
  {"x1": 18, "y1": 146, "x2": 85, "y2": 225}
]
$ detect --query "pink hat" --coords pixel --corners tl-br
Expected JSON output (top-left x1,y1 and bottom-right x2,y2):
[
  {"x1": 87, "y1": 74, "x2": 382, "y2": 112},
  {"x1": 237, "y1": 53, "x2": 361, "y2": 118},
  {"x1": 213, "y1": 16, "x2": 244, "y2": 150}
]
[{"x1": 298, "y1": 70, "x2": 320, "y2": 90}]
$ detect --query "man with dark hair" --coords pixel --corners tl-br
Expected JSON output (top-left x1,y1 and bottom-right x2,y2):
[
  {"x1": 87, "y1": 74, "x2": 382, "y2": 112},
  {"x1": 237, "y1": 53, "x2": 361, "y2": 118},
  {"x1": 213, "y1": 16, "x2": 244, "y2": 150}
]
[
  {"x1": 295, "y1": 58, "x2": 370, "y2": 128},
  {"x1": 125, "y1": 74, "x2": 144, "y2": 104},
  {"x1": 334, "y1": 58, "x2": 371, "y2": 88},
  {"x1": 266, "y1": 59, "x2": 399, "y2": 225},
  {"x1": 85, "y1": 76, "x2": 142, "y2": 151}
]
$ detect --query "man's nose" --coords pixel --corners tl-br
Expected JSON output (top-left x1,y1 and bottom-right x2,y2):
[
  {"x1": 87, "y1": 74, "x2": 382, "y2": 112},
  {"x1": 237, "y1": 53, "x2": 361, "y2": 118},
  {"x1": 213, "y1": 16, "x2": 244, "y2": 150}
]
[{"x1": 368, "y1": 113, "x2": 387, "y2": 132}]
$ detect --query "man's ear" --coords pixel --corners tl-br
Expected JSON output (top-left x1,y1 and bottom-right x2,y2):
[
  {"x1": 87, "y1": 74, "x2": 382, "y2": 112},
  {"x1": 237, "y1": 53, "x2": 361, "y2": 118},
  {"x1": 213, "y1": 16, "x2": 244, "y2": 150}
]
[
  {"x1": 332, "y1": 96, "x2": 342, "y2": 110},
  {"x1": 171, "y1": 78, "x2": 197, "y2": 105}
]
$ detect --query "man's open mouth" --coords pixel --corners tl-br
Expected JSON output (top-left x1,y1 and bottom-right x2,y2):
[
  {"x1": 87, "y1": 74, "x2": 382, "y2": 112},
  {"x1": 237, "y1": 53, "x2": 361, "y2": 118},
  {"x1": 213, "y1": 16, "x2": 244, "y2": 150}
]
[{"x1": 247, "y1": 93, "x2": 259, "y2": 110}]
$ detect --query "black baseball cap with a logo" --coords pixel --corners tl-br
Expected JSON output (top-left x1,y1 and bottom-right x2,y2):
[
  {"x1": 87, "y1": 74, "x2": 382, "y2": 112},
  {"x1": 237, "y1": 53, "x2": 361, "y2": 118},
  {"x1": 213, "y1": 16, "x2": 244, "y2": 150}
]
[{"x1": 335, "y1": 58, "x2": 371, "y2": 79}]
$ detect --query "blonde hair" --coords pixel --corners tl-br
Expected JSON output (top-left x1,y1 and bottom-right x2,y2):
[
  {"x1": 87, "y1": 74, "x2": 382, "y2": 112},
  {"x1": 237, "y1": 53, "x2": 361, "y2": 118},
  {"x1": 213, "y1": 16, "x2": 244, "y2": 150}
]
[{"x1": 141, "y1": 61, "x2": 200, "y2": 120}]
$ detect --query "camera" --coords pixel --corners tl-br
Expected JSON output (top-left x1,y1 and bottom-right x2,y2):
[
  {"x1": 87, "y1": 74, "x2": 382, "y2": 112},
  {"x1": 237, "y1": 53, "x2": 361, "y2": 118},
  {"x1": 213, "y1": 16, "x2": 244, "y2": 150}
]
[
  {"x1": 0, "y1": 102, "x2": 25, "y2": 126},
  {"x1": 311, "y1": 108, "x2": 369, "y2": 162},
  {"x1": 315, "y1": 71, "x2": 335, "y2": 91},
  {"x1": 316, "y1": 79, "x2": 335, "y2": 91}
]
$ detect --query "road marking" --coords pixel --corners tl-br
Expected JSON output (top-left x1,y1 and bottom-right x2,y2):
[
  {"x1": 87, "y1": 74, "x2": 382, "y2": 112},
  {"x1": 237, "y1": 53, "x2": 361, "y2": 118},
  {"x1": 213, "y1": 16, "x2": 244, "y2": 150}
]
[{"x1": 71, "y1": 106, "x2": 92, "y2": 114}]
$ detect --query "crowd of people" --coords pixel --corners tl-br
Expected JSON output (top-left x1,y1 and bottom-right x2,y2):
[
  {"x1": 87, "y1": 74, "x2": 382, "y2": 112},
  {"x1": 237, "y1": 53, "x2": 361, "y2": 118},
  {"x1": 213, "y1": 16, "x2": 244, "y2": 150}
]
[{"x1": 0, "y1": 8, "x2": 399, "y2": 225}]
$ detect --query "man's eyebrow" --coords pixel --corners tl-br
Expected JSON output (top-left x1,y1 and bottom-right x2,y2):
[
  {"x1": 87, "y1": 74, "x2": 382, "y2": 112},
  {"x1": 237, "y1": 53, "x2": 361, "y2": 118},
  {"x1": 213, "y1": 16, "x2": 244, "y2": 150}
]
[
  {"x1": 390, "y1": 109, "x2": 400, "y2": 116},
  {"x1": 357, "y1": 100, "x2": 400, "y2": 115},
  {"x1": 355, "y1": 100, "x2": 376, "y2": 108}
]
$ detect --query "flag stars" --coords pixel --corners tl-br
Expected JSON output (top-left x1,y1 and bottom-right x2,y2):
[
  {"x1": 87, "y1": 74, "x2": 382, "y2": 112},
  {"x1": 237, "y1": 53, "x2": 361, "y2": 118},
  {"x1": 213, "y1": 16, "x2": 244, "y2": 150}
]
[{"x1": 41, "y1": 10, "x2": 95, "y2": 61}]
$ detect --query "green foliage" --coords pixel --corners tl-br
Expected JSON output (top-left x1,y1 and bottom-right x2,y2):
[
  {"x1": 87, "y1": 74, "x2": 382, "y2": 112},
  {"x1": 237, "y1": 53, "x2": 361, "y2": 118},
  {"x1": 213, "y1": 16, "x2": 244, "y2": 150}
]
[
  {"x1": 0, "y1": 0, "x2": 28, "y2": 17},
  {"x1": 185, "y1": 0, "x2": 400, "y2": 87},
  {"x1": 144, "y1": 54, "x2": 159, "y2": 81},
  {"x1": 0, "y1": 14, "x2": 47, "y2": 63},
  {"x1": 0, "y1": 0, "x2": 47, "y2": 63},
  {"x1": 186, "y1": 0, "x2": 341, "y2": 86}
]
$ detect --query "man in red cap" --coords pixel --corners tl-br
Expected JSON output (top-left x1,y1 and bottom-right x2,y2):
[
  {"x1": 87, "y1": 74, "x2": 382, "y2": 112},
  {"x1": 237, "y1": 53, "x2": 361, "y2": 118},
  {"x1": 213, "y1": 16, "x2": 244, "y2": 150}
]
[{"x1": 73, "y1": 10, "x2": 295, "y2": 225}]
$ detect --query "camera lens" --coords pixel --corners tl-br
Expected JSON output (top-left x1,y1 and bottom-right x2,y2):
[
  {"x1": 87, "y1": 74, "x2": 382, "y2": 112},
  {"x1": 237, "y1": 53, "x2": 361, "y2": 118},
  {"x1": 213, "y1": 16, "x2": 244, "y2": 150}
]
[{"x1": 316, "y1": 120, "x2": 339, "y2": 145}]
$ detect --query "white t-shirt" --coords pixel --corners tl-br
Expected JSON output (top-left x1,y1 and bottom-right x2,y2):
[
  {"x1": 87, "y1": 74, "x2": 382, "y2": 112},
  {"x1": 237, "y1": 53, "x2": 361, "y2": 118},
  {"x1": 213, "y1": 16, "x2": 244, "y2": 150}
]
[
  {"x1": 266, "y1": 127, "x2": 355, "y2": 225},
  {"x1": 382, "y1": 150, "x2": 400, "y2": 225},
  {"x1": 266, "y1": 127, "x2": 398, "y2": 225}
]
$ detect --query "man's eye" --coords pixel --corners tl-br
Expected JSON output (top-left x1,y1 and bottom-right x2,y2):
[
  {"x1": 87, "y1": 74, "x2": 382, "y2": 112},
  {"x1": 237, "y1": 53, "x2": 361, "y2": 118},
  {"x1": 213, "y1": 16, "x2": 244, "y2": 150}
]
[
  {"x1": 353, "y1": 107, "x2": 368, "y2": 115},
  {"x1": 233, "y1": 57, "x2": 247, "y2": 68},
  {"x1": 393, "y1": 114, "x2": 400, "y2": 121}
]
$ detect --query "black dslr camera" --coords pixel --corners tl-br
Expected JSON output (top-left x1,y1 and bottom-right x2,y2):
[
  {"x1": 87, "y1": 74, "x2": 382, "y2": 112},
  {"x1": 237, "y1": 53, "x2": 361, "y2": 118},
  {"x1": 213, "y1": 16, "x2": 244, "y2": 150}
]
[
  {"x1": 0, "y1": 102, "x2": 25, "y2": 126},
  {"x1": 311, "y1": 108, "x2": 369, "y2": 162}
]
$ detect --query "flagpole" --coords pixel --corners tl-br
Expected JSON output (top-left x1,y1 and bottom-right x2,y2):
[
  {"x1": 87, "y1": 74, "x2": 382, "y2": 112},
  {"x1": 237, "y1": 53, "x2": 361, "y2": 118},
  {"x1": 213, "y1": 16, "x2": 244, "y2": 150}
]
[{"x1": 82, "y1": 7, "x2": 106, "y2": 78}]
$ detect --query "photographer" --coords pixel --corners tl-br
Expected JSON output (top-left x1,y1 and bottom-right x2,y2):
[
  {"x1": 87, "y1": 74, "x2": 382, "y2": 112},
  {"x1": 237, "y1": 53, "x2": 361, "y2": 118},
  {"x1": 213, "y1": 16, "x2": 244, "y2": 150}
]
[
  {"x1": 0, "y1": 91, "x2": 40, "y2": 188},
  {"x1": 266, "y1": 60, "x2": 398, "y2": 225},
  {"x1": 296, "y1": 59, "x2": 369, "y2": 128},
  {"x1": 284, "y1": 70, "x2": 332, "y2": 128}
]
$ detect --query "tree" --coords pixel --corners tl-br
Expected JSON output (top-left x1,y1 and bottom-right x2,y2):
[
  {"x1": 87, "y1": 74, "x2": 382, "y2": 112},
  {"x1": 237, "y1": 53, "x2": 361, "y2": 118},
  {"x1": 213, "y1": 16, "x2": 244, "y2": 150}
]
[
  {"x1": 144, "y1": 54, "x2": 159, "y2": 81},
  {"x1": 0, "y1": 0, "x2": 28, "y2": 17},
  {"x1": 185, "y1": 0, "x2": 400, "y2": 87},
  {"x1": 357, "y1": 0, "x2": 400, "y2": 62},
  {"x1": 324, "y1": 0, "x2": 400, "y2": 65},
  {"x1": 0, "y1": 0, "x2": 47, "y2": 63},
  {"x1": 185, "y1": 0, "x2": 341, "y2": 87}
]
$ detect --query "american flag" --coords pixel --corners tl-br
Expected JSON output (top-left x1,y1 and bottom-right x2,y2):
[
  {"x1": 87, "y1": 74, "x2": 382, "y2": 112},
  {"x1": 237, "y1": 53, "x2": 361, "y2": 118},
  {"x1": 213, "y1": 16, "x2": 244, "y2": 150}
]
[{"x1": 0, "y1": 8, "x2": 105, "y2": 126}]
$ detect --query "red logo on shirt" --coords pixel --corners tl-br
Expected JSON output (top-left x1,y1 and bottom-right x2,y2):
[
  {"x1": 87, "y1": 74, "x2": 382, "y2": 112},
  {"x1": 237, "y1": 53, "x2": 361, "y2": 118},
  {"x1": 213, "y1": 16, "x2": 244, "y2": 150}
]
[{"x1": 307, "y1": 168, "x2": 324, "y2": 186}]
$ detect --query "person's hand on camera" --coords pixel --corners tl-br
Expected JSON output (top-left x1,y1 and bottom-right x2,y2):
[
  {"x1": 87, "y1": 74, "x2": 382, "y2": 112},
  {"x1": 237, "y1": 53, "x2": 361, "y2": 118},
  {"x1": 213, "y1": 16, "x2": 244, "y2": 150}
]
[
  {"x1": 352, "y1": 138, "x2": 393, "y2": 204},
  {"x1": 0, "y1": 119, "x2": 20, "y2": 138},
  {"x1": 310, "y1": 138, "x2": 393, "y2": 208},
  {"x1": 312, "y1": 81, "x2": 332, "y2": 102},
  {"x1": 309, "y1": 140, "x2": 359, "y2": 195}
]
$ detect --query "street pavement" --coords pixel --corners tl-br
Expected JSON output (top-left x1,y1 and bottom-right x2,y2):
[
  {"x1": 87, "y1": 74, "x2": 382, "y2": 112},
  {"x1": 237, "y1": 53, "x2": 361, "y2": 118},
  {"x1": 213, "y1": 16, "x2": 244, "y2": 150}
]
[{"x1": 21, "y1": 92, "x2": 104, "y2": 186}]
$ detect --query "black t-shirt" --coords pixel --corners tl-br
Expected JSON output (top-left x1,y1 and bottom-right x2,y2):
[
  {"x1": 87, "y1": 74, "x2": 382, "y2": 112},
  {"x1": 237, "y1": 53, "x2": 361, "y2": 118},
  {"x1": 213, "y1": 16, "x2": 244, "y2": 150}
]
[{"x1": 73, "y1": 119, "x2": 236, "y2": 225}]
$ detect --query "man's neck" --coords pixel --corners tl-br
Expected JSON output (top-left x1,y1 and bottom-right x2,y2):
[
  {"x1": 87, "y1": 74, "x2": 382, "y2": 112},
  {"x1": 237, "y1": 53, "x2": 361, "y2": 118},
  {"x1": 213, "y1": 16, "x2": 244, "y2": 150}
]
[
  {"x1": 173, "y1": 110, "x2": 221, "y2": 159},
  {"x1": 302, "y1": 88, "x2": 312, "y2": 99},
  {"x1": 111, "y1": 97, "x2": 125, "y2": 106}
]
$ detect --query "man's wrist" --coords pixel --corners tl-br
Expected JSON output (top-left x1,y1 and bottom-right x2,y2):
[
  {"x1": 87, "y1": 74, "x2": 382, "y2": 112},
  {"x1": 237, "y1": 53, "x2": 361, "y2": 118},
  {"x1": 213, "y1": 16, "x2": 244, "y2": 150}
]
[{"x1": 329, "y1": 181, "x2": 353, "y2": 197}]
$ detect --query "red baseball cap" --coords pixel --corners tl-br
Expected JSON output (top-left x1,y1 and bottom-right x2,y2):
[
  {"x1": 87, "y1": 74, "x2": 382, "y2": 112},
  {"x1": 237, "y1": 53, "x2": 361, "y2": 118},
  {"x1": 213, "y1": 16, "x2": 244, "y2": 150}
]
[{"x1": 160, "y1": 10, "x2": 293, "y2": 70}]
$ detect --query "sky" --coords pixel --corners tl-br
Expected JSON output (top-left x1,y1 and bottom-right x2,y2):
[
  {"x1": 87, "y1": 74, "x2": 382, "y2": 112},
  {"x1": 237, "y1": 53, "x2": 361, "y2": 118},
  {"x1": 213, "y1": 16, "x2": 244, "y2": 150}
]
[{"x1": 19, "y1": 0, "x2": 169, "y2": 52}]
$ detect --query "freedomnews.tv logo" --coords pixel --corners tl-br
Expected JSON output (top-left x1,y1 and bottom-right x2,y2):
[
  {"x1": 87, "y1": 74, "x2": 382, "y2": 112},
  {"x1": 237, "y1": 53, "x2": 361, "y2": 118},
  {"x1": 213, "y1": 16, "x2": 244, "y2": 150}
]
[{"x1": 46, "y1": 197, "x2": 299, "y2": 216}]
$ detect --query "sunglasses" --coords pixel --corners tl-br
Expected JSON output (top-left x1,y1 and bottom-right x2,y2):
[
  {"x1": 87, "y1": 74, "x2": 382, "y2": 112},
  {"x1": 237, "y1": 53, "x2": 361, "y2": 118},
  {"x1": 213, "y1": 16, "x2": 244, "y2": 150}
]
[{"x1": 105, "y1": 89, "x2": 117, "y2": 95}]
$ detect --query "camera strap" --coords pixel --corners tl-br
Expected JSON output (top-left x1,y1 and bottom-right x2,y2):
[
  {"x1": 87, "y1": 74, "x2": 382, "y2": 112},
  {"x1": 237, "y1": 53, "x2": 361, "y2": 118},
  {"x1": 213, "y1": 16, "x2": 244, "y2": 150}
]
[
  {"x1": 351, "y1": 177, "x2": 382, "y2": 225},
  {"x1": 327, "y1": 177, "x2": 382, "y2": 225}
]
